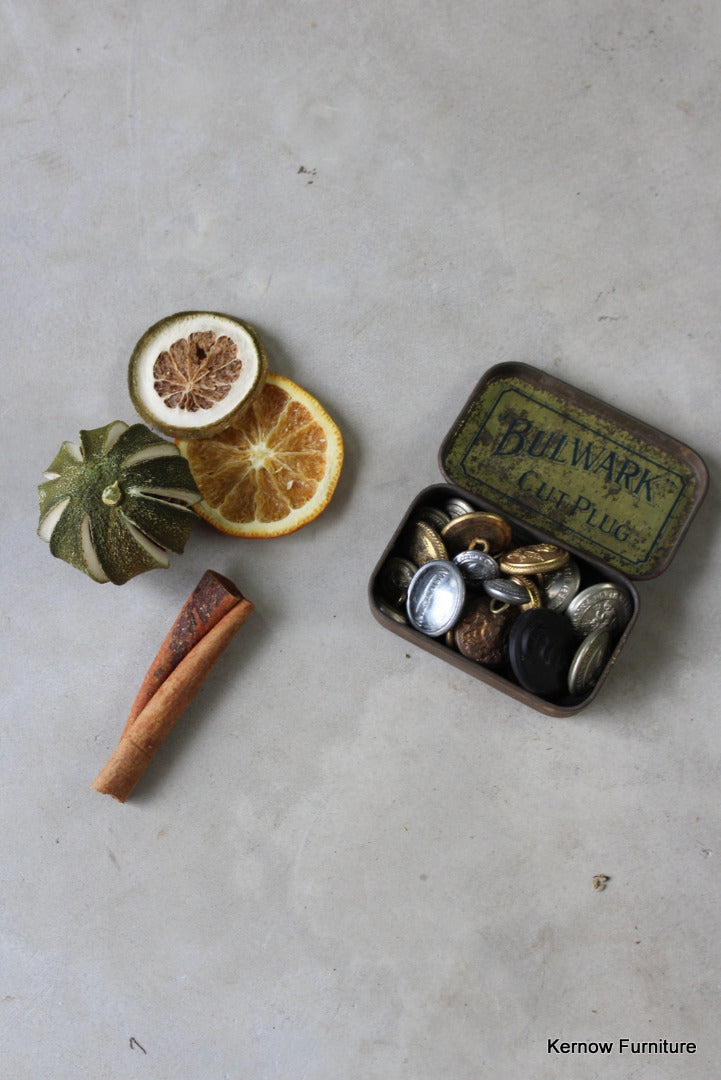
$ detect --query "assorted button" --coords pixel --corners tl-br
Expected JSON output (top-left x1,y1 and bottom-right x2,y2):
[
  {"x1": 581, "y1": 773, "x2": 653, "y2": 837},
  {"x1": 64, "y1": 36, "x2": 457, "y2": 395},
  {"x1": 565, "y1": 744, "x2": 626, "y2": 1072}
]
[
  {"x1": 406, "y1": 560, "x2": 466, "y2": 637},
  {"x1": 375, "y1": 499, "x2": 633, "y2": 702},
  {"x1": 508, "y1": 609, "x2": 579, "y2": 697}
]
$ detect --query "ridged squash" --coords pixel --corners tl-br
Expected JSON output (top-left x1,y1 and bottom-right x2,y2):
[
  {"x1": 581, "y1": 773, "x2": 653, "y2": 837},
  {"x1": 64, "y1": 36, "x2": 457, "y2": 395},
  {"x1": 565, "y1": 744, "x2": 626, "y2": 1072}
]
[{"x1": 38, "y1": 421, "x2": 201, "y2": 584}]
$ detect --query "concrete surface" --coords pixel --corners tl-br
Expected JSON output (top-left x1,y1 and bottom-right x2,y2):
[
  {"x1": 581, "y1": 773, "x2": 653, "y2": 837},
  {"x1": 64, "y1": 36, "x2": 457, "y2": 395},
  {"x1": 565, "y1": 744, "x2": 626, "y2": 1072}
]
[{"x1": 2, "y1": 2, "x2": 720, "y2": 1077}]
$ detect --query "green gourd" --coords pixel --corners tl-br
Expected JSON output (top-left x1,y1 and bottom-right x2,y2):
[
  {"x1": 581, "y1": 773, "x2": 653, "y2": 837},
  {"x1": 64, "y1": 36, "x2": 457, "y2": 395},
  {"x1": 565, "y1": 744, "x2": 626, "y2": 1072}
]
[{"x1": 38, "y1": 420, "x2": 201, "y2": 584}]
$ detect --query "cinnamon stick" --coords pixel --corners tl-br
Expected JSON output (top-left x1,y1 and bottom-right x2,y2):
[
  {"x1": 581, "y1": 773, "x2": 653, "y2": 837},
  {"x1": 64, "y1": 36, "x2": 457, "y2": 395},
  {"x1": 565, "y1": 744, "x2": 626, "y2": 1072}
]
[
  {"x1": 92, "y1": 570, "x2": 254, "y2": 802},
  {"x1": 122, "y1": 570, "x2": 243, "y2": 734}
]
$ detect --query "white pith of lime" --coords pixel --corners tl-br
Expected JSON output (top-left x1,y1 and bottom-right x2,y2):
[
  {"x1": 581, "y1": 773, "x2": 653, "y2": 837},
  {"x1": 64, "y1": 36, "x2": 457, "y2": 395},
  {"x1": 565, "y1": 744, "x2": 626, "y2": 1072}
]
[{"x1": 128, "y1": 311, "x2": 268, "y2": 439}]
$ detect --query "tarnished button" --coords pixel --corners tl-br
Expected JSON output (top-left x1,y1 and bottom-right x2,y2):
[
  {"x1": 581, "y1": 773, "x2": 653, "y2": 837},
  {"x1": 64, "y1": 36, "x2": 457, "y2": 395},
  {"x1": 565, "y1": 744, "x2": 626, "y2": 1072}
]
[
  {"x1": 483, "y1": 576, "x2": 532, "y2": 606},
  {"x1": 377, "y1": 556, "x2": 417, "y2": 610},
  {"x1": 454, "y1": 593, "x2": 518, "y2": 667},
  {"x1": 445, "y1": 496, "x2": 475, "y2": 519},
  {"x1": 406, "y1": 559, "x2": 466, "y2": 637},
  {"x1": 453, "y1": 549, "x2": 499, "y2": 586},
  {"x1": 568, "y1": 627, "x2": 613, "y2": 696},
  {"x1": 566, "y1": 582, "x2": 633, "y2": 637},
  {"x1": 508, "y1": 574, "x2": 542, "y2": 610},
  {"x1": 499, "y1": 543, "x2": 570, "y2": 576},
  {"x1": 541, "y1": 559, "x2": 581, "y2": 612},
  {"x1": 508, "y1": 608, "x2": 579, "y2": 697},
  {"x1": 377, "y1": 597, "x2": 409, "y2": 624},
  {"x1": 406, "y1": 520, "x2": 448, "y2": 566},
  {"x1": 412, "y1": 505, "x2": 451, "y2": 532},
  {"x1": 441, "y1": 512, "x2": 513, "y2": 556}
]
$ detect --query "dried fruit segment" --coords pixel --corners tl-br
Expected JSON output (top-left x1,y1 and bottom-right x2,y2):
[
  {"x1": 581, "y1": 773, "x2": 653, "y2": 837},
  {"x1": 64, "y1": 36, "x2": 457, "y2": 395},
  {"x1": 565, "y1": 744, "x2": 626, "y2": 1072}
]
[
  {"x1": 129, "y1": 312, "x2": 268, "y2": 438},
  {"x1": 153, "y1": 331, "x2": 242, "y2": 412},
  {"x1": 177, "y1": 372, "x2": 343, "y2": 537},
  {"x1": 38, "y1": 421, "x2": 201, "y2": 584}
]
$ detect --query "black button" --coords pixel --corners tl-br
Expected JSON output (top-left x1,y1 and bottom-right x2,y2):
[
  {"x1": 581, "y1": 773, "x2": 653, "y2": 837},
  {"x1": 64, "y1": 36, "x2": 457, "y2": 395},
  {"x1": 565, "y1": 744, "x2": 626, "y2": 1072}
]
[{"x1": 508, "y1": 609, "x2": 578, "y2": 698}]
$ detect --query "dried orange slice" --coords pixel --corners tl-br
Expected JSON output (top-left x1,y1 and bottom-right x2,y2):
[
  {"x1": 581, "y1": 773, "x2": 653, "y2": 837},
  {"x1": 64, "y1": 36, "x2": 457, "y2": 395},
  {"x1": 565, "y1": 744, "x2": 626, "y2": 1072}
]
[{"x1": 176, "y1": 372, "x2": 343, "y2": 537}]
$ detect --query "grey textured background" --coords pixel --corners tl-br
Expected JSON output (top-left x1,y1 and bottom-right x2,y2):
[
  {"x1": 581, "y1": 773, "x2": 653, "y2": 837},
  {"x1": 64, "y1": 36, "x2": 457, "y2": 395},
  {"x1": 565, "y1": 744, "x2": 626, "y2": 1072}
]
[{"x1": 2, "y1": 2, "x2": 720, "y2": 1077}]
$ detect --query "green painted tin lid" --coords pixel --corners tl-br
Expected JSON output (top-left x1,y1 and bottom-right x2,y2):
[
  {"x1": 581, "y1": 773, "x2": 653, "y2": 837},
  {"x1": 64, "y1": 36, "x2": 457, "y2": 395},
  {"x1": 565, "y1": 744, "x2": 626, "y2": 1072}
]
[{"x1": 440, "y1": 363, "x2": 708, "y2": 580}]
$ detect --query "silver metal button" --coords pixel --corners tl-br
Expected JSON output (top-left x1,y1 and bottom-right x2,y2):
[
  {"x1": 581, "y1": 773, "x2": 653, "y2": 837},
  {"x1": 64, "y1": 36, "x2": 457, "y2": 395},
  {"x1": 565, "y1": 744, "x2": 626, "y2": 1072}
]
[{"x1": 406, "y1": 559, "x2": 466, "y2": 637}]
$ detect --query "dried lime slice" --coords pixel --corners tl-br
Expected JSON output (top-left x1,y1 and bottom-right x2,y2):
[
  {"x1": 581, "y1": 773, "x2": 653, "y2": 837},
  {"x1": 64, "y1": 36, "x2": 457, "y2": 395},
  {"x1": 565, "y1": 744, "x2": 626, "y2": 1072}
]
[
  {"x1": 128, "y1": 311, "x2": 268, "y2": 439},
  {"x1": 38, "y1": 421, "x2": 201, "y2": 584}
]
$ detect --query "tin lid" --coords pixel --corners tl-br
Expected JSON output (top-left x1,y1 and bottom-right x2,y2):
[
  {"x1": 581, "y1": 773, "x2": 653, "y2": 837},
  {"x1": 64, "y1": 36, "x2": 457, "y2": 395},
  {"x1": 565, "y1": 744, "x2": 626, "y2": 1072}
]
[{"x1": 439, "y1": 363, "x2": 708, "y2": 580}]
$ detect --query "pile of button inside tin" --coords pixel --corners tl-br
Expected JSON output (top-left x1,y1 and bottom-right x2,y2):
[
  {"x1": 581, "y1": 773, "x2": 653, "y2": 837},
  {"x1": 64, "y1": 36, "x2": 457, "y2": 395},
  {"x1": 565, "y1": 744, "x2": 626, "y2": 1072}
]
[{"x1": 375, "y1": 498, "x2": 633, "y2": 702}]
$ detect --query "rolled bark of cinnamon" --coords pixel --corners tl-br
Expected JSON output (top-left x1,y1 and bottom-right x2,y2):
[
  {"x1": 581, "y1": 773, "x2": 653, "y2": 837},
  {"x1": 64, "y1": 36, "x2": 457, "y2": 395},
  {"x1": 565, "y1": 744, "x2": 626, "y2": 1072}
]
[{"x1": 92, "y1": 570, "x2": 253, "y2": 802}]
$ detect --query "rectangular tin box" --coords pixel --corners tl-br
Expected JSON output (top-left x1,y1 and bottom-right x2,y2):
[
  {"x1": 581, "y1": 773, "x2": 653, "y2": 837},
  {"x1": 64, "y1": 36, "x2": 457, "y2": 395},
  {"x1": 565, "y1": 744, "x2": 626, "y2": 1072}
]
[{"x1": 369, "y1": 363, "x2": 708, "y2": 715}]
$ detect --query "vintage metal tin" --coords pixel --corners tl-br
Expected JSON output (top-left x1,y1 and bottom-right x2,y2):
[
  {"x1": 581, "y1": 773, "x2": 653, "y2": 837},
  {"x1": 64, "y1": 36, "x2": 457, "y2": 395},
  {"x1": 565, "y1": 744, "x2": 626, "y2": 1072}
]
[
  {"x1": 440, "y1": 363, "x2": 707, "y2": 580},
  {"x1": 369, "y1": 364, "x2": 708, "y2": 715}
]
